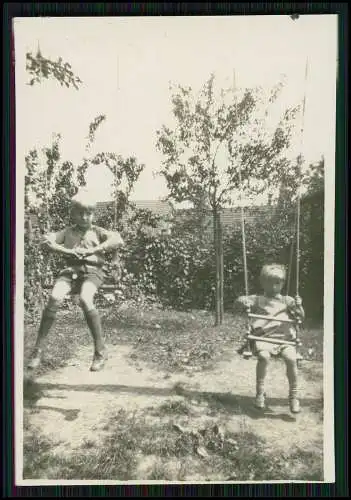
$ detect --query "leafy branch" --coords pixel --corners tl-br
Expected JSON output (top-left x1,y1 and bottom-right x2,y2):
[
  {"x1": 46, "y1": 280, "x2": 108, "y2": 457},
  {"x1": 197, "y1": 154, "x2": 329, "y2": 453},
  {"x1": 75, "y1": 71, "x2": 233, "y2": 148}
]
[{"x1": 26, "y1": 49, "x2": 82, "y2": 89}]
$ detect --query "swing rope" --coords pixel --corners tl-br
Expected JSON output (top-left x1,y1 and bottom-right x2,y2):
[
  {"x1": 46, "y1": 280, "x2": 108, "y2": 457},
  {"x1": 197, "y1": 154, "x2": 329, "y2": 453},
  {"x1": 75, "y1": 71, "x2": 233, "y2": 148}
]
[
  {"x1": 286, "y1": 216, "x2": 296, "y2": 297},
  {"x1": 238, "y1": 164, "x2": 249, "y2": 299},
  {"x1": 296, "y1": 57, "x2": 309, "y2": 298},
  {"x1": 233, "y1": 70, "x2": 249, "y2": 301},
  {"x1": 237, "y1": 57, "x2": 309, "y2": 359},
  {"x1": 291, "y1": 57, "x2": 309, "y2": 360},
  {"x1": 114, "y1": 55, "x2": 120, "y2": 233},
  {"x1": 238, "y1": 161, "x2": 253, "y2": 359},
  {"x1": 233, "y1": 71, "x2": 254, "y2": 359}
]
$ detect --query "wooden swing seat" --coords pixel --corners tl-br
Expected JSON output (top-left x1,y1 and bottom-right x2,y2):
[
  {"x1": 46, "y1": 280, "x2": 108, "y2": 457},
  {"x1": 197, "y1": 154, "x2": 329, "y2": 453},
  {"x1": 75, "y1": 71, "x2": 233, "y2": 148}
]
[
  {"x1": 248, "y1": 313, "x2": 296, "y2": 324},
  {"x1": 239, "y1": 319, "x2": 304, "y2": 362},
  {"x1": 41, "y1": 282, "x2": 120, "y2": 297},
  {"x1": 246, "y1": 335, "x2": 299, "y2": 347}
]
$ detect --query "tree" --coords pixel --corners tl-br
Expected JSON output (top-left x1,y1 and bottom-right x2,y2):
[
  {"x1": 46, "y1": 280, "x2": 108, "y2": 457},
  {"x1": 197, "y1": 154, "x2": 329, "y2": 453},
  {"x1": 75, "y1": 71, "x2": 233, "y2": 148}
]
[
  {"x1": 300, "y1": 157, "x2": 324, "y2": 321},
  {"x1": 302, "y1": 155, "x2": 324, "y2": 195},
  {"x1": 24, "y1": 45, "x2": 143, "y2": 230},
  {"x1": 156, "y1": 73, "x2": 300, "y2": 324},
  {"x1": 26, "y1": 47, "x2": 82, "y2": 89},
  {"x1": 25, "y1": 116, "x2": 145, "y2": 231},
  {"x1": 85, "y1": 151, "x2": 145, "y2": 228},
  {"x1": 77, "y1": 114, "x2": 145, "y2": 228},
  {"x1": 276, "y1": 154, "x2": 325, "y2": 210},
  {"x1": 24, "y1": 114, "x2": 145, "y2": 319}
]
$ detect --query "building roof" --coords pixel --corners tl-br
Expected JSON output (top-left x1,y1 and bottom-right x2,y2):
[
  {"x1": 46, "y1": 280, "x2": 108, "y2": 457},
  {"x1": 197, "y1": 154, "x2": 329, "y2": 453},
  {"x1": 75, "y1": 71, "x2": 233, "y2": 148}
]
[
  {"x1": 95, "y1": 200, "x2": 173, "y2": 218},
  {"x1": 174, "y1": 205, "x2": 277, "y2": 229},
  {"x1": 28, "y1": 198, "x2": 320, "y2": 232}
]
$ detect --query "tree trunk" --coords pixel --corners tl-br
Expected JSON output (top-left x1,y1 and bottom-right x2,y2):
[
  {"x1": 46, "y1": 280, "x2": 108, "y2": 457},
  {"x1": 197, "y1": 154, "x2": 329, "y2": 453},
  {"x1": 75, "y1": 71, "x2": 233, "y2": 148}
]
[
  {"x1": 114, "y1": 198, "x2": 117, "y2": 230},
  {"x1": 114, "y1": 166, "x2": 118, "y2": 230},
  {"x1": 26, "y1": 214, "x2": 33, "y2": 242},
  {"x1": 219, "y1": 212, "x2": 224, "y2": 323},
  {"x1": 213, "y1": 208, "x2": 221, "y2": 326}
]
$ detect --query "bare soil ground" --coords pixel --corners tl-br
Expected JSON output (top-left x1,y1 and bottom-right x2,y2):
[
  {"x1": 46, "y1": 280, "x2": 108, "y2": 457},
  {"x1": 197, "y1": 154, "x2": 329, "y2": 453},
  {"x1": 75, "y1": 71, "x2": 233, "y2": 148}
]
[{"x1": 22, "y1": 305, "x2": 324, "y2": 481}]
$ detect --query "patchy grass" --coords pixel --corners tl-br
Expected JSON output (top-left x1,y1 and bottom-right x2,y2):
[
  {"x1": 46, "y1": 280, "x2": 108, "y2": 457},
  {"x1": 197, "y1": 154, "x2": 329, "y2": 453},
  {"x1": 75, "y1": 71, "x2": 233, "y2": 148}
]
[
  {"x1": 23, "y1": 304, "x2": 324, "y2": 481},
  {"x1": 151, "y1": 398, "x2": 195, "y2": 417},
  {"x1": 24, "y1": 307, "x2": 91, "y2": 377},
  {"x1": 23, "y1": 412, "x2": 65, "y2": 479},
  {"x1": 103, "y1": 306, "x2": 323, "y2": 374},
  {"x1": 23, "y1": 407, "x2": 323, "y2": 481},
  {"x1": 103, "y1": 306, "x2": 244, "y2": 374},
  {"x1": 24, "y1": 304, "x2": 323, "y2": 377},
  {"x1": 23, "y1": 409, "x2": 141, "y2": 480}
]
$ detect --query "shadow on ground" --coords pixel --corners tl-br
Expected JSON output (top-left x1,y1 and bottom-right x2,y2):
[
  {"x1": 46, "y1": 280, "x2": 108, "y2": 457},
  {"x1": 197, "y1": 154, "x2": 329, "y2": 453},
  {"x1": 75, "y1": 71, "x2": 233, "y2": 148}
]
[
  {"x1": 23, "y1": 379, "x2": 81, "y2": 421},
  {"x1": 24, "y1": 377, "x2": 322, "y2": 423}
]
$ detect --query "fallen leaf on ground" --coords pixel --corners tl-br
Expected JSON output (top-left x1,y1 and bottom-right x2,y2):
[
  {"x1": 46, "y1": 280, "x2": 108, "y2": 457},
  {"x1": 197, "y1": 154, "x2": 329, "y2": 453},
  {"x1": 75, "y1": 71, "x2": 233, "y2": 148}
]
[
  {"x1": 172, "y1": 423, "x2": 186, "y2": 434},
  {"x1": 196, "y1": 446, "x2": 209, "y2": 458}
]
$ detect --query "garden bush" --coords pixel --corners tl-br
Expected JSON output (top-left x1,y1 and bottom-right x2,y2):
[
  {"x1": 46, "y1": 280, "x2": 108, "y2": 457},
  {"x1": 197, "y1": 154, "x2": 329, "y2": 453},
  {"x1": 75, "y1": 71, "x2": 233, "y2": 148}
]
[
  {"x1": 94, "y1": 197, "x2": 323, "y2": 322},
  {"x1": 24, "y1": 134, "x2": 324, "y2": 325},
  {"x1": 25, "y1": 195, "x2": 323, "y2": 324}
]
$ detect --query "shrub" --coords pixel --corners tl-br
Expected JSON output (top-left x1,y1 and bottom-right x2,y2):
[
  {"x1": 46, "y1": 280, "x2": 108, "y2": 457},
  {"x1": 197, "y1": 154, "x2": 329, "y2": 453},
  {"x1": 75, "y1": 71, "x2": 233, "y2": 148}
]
[
  {"x1": 125, "y1": 197, "x2": 322, "y2": 321},
  {"x1": 25, "y1": 153, "x2": 324, "y2": 324}
]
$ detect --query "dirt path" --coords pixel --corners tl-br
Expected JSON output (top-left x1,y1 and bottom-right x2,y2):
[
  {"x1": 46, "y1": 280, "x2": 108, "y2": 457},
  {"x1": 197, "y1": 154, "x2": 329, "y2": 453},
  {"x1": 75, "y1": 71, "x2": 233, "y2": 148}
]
[{"x1": 24, "y1": 340, "x2": 324, "y2": 479}]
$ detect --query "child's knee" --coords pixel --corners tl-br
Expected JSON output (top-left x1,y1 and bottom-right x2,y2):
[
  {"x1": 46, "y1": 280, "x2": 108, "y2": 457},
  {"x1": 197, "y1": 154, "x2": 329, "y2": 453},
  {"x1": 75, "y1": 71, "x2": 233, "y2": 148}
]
[
  {"x1": 51, "y1": 281, "x2": 71, "y2": 302},
  {"x1": 45, "y1": 296, "x2": 61, "y2": 316},
  {"x1": 257, "y1": 350, "x2": 270, "y2": 363},
  {"x1": 50, "y1": 292, "x2": 65, "y2": 305},
  {"x1": 282, "y1": 346, "x2": 297, "y2": 363},
  {"x1": 79, "y1": 292, "x2": 95, "y2": 311},
  {"x1": 79, "y1": 281, "x2": 98, "y2": 311}
]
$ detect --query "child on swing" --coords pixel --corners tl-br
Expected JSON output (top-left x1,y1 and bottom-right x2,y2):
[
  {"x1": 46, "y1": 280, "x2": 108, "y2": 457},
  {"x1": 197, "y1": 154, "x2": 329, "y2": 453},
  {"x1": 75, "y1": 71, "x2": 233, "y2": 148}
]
[
  {"x1": 235, "y1": 264, "x2": 305, "y2": 414},
  {"x1": 27, "y1": 188, "x2": 124, "y2": 372}
]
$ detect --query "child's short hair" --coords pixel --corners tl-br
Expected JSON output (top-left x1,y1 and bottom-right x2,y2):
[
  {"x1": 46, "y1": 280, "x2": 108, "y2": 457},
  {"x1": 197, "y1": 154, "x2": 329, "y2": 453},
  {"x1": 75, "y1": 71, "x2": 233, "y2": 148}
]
[
  {"x1": 71, "y1": 188, "x2": 98, "y2": 210},
  {"x1": 260, "y1": 264, "x2": 286, "y2": 282}
]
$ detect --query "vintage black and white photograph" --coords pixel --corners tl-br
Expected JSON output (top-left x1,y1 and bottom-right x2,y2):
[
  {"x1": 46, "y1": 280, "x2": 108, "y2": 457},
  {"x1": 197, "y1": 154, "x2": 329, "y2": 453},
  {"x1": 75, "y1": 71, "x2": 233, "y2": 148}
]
[{"x1": 15, "y1": 15, "x2": 336, "y2": 484}]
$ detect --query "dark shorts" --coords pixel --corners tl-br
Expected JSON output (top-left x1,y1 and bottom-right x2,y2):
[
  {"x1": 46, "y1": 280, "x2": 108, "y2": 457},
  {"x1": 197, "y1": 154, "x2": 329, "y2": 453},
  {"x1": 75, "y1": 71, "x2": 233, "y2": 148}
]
[{"x1": 56, "y1": 265, "x2": 105, "y2": 294}]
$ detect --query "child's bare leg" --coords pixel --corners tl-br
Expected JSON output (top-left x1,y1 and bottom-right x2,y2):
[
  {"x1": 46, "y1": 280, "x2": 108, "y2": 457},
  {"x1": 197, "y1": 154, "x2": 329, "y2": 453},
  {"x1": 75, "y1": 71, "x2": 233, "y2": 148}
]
[
  {"x1": 79, "y1": 280, "x2": 106, "y2": 371},
  {"x1": 255, "y1": 350, "x2": 270, "y2": 408},
  {"x1": 281, "y1": 346, "x2": 300, "y2": 413},
  {"x1": 28, "y1": 280, "x2": 71, "y2": 368}
]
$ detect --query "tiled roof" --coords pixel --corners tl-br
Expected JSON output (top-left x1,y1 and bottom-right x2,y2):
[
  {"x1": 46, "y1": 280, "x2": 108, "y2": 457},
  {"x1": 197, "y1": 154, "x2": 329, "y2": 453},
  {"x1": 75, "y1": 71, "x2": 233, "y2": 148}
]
[
  {"x1": 27, "y1": 196, "x2": 317, "y2": 230},
  {"x1": 174, "y1": 205, "x2": 278, "y2": 229},
  {"x1": 95, "y1": 200, "x2": 173, "y2": 218}
]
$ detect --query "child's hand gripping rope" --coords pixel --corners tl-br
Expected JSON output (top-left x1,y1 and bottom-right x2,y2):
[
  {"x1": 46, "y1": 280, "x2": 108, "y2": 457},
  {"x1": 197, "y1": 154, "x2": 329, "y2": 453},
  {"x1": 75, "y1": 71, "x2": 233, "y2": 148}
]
[
  {"x1": 236, "y1": 301, "x2": 254, "y2": 358},
  {"x1": 295, "y1": 295, "x2": 303, "y2": 307},
  {"x1": 72, "y1": 247, "x2": 95, "y2": 259}
]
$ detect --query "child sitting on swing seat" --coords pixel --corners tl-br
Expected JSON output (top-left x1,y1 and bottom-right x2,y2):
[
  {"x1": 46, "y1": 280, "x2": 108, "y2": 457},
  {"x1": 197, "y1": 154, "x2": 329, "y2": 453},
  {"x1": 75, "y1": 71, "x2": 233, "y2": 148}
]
[
  {"x1": 27, "y1": 188, "x2": 124, "y2": 372},
  {"x1": 235, "y1": 264, "x2": 305, "y2": 414}
]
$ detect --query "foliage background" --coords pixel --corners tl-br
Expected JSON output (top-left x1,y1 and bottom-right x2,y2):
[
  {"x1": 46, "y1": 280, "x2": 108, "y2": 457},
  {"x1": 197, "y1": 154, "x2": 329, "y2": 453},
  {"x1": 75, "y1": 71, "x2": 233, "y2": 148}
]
[
  {"x1": 23, "y1": 55, "x2": 324, "y2": 325},
  {"x1": 25, "y1": 156, "x2": 324, "y2": 323}
]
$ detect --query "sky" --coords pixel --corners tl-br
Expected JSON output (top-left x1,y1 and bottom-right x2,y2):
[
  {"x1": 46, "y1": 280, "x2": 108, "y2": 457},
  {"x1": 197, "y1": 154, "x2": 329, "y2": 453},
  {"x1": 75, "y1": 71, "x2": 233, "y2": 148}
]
[{"x1": 14, "y1": 15, "x2": 338, "y2": 203}]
